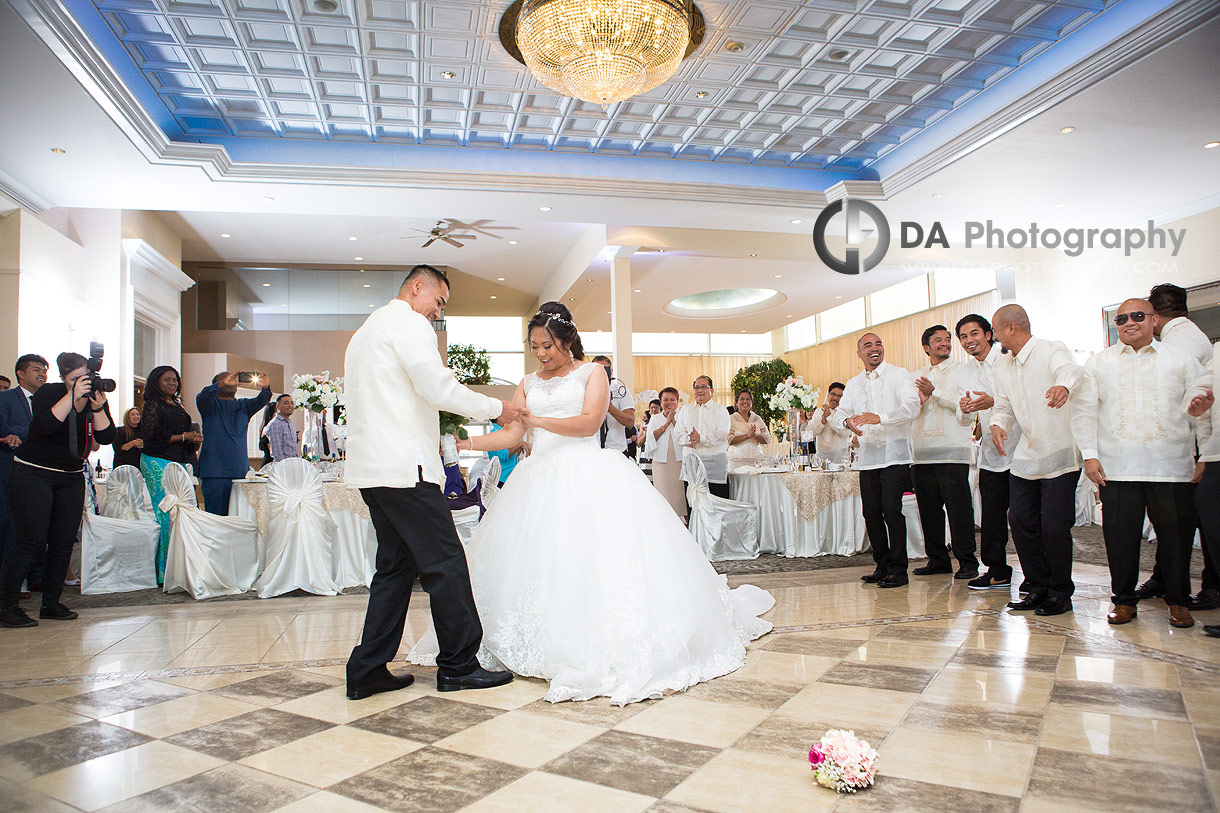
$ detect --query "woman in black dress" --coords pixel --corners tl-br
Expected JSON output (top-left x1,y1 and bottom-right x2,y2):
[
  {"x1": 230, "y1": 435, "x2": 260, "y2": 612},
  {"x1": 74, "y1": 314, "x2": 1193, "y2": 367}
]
[
  {"x1": 112, "y1": 407, "x2": 144, "y2": 469},
  {"x1": 139, "y1": 366, "x2": 201, "y2": 583}
]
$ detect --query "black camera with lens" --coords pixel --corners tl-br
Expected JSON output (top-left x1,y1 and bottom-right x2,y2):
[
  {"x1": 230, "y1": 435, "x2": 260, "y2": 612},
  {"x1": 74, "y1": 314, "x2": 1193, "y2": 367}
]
[{"x1": 85, "y1": 341, "x2": 118, "y2": 395}]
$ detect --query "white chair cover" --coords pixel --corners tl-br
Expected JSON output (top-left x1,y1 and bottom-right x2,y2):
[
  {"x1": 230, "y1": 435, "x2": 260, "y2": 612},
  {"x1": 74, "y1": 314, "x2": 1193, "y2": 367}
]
[
  {"x1": 1075, "y1": 470, "x2": 1098, "y2": 527},
  {"x1": 255, "y1": 459, "x2": 341, "y2": 598},
  {"x1": 333, "y1": 511, "x2": 376, "y2": 588},
  {"x1": 453, "y1": 457, "x2": 501, "y2": 546},
  {"x1": 904, "y1": 492, "x2": 927, "y2": 559},
  {"x1": 161, "y1": 463, "x2": 260, "y2": 600},
  {"x1": 102, "y1": 465, "x2": 155, "y2": 521},
  {"x1": 80, "y1": 481, "x2": 160, "y2": 595},
  {"x1": 683, "y1": 454, "x2": 760, "y2": 562},
  {"x1": 481, "y1": 457, "x2": 502, "y2": 510}
]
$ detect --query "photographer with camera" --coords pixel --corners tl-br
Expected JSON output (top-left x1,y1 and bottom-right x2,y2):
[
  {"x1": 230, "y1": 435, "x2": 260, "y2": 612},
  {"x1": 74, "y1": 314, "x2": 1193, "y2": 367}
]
[
  {"x1": 0, "y1": 351, "x2": 115, "y2": 628},
  {"x1": 197, "y1": 371, "x2": 271, "y2": 515}
]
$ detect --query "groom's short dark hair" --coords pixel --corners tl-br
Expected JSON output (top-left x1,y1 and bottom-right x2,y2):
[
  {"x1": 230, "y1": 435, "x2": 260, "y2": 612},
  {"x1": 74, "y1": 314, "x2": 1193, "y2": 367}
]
[{"x1": 401, "y1": 264, "x2": 449, "y2": 292}]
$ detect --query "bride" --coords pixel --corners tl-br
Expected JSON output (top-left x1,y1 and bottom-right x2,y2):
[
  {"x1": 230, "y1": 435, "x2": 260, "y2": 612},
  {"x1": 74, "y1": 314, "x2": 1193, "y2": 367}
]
[{"x1": 411, "y1": 302, "x2": 775, "y2": 705}]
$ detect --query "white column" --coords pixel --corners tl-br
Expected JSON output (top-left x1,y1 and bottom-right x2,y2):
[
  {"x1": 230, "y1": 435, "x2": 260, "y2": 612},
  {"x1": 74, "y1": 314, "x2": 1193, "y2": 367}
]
[{"x1": 610, "y1": 246, "x2": 638, "y2": 391}]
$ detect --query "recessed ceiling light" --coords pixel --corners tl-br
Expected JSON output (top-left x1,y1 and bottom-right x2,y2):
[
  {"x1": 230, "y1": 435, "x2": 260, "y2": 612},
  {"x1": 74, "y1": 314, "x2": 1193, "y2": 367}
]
[
  {"x1": 311, "y1": 0, "x2": 338, "y2": 11},
  {"x1": 354, "y1": 256, "x2": 363, "y2": 261},
  {"x1": 348, "y1": 236, "x2": 358, "y2": 241},
  {"x1": 1059, "y1": 126, "x2": 1076, "y2": 134},
  {"x1": 774, "y1": 275, "x2": 782, "y2": 279},
  {"x1": 262, "y1": 283, "x2": 271, "y2": 287},
  {"x1": 748, "y1": 253, "x2": 757, "y2": 258},
  {"x1": 724, "y1": 40, "x2": 744, "y2": 53},
  {"x1": 931, "y1": 193, "x2": 943, "y2": 199},
  {"x1": 786, "y1": 315, "x2": 793, "y2": 318},
  {"x1": 50, "y1": 147, "x2": 66, "y2": 154},
  {"x1": 1205, "y1": 141, "x2": 1220, "y2": 149},
  {"x1": 368, "y1": 303, "x2": 374, "y2": 307},
  {"x1": 220, "y1": 233, "x2": 231, "y2": 238},
  {"x1": 695, "y1": 91, "x2": 709, "y2": 99},
  {"x1": 586, "y1": 277, "x2": 592, "y2": 282},
  {"x1": 362, "y1": 284, "x2": 370, "y2": 288},
  {"x1": 634, "y1": 288, "x2": 642, "y2": 293},
  {"x1": 1056, "y1": 202, "x2": 1068, "y2": 208},
  {"x1": 509, "y1": 240, "x2": 518, "y2": 245},
  {"x1": 497, "y1": 277, "x2": 506, "y2": 281},
  {"x1": 539, "y1": 206, "x2": 552, "y2": 212},
  {"x1": 790, "y1": 219, "x2": 802, "y2": 224},
  {"x1": 607, "y1": 311, "x2": 612, "y2": 314},
  {"x1": 490, "y1": 295, "x2": 498, "y2": 300},
  {"x1": 280, "y1": 303, "x2": 287, "y2": 307},
  {"x1": 835, "y1": 295, "x2": 842, "y2": 299},
  {"x1": 827, "y1": 48, "x2": 852, "y2": 62},
  {"x1": 359, "y1": 268, "x2": 365, "y2": 272},
  {"x1": 440, "y1": 70, "x2": 456, "y2": 79}
]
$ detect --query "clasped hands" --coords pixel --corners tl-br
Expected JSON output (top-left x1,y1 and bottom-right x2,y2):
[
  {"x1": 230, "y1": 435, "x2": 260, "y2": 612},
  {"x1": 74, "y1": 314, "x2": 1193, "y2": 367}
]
[{"x1": 844, "y1": 413, "x2": 880, "y2": 436}]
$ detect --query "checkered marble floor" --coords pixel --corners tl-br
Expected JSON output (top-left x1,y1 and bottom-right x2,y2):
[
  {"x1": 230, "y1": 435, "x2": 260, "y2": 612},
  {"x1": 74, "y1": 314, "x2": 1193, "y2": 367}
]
[{"x1": 1, "y1": 559, "x2": 1219, "y2": 813}]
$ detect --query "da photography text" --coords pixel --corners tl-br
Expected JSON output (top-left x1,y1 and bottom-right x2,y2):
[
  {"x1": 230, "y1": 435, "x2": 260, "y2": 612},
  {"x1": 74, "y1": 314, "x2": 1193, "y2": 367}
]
[{"x1": 902, "y1": 219, "x2": 1187, "y2": 258}]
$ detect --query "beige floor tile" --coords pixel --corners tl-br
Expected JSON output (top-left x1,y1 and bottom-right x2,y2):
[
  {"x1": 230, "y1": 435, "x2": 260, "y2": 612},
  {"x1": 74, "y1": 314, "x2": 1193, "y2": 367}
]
[
  {"x1": 261, "y1": 639, "x2": 356, "y2": 663},
  {"x1": 777, "y1": 681, "x2": 918, "y2": 732},
  {"x1": 880, "y1": 727, "x2": 1036, "y2": 797},
  {"x1": 960, "y1": 630, "x2": 1067, "y2": 655},
  {"x1": 100, "y1": 691, "x2": 262, "y2": 738},
  {"x1": 166, "y1": 644, "x2": 274, "y2": 669},
  {"x1": 614, "y1": 695, "x2": 769, "y2": 749},
  {"x1": 839, "y1": 639, "x2": 959, "y2": 669},
  {"x1": 436, "y1": 710, "x2": 604, "y2": 769},
  {"x1": 25, "y1": 740, "x2": 224, "y2": 811},
  {"x1": 418, "y1": 676, "x2": 552, "y2": 710},
  {"x1": 272, "y1": 791, "x2": 390, "y2": 813},
  {"x1": 1, "y1": 678, "x2": 132, "y2": 704},
  {"x1": 921, "y1": 667, "x2": 1054, "y2": 710},
  {"x1": 156, "y1": 669, "x2": 281, "y2": 691},
  {"x1": 1037, "y1": 706, "x2": 1201, "y2": 766},
  {"x1": 239, "y1": 726, "x2": 424, "y2": 786},
  {"x1": 464, "y1": 770, "x2": 655, "y2": 812},
  {"x1": 0, "y1": 704, "x2": 91, "y2": 746},
  {"x1": 301, "y1": 665, "x2": 349, "y2": 679},
  {"x1": 273, "y1": 684, "x2": 420, "y2": 724},
  {"x1": 74, "y1": 650, "x2": 179, "y2": 676},
  {"x1": 729, "y1": 649, "x2": 841, "y2": 683},
  {"x1": 665, "y1": 748, "x2": 837, "y2": 813},
  {"x1": 0, "y1": 656, "x2": 89, "y2": 681},
  {"x1": 1184, "y1": 689, "x2": 1220, "y2": 727},
  {"x1": 1054, "y1": 655, "x2": 1180, "y2": 690}
]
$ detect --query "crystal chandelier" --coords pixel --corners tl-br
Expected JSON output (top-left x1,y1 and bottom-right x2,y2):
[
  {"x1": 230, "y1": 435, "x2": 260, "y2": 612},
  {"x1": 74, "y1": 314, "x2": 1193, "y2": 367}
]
[{"x1": 503, "y1": 0, "x2": 704, "y2": 108}]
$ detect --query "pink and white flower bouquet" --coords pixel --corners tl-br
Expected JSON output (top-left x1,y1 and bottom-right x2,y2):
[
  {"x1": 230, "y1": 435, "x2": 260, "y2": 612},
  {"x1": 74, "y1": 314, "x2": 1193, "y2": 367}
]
[{"x1": 808, "y1": 729, "x2": 878, "y2": 793}]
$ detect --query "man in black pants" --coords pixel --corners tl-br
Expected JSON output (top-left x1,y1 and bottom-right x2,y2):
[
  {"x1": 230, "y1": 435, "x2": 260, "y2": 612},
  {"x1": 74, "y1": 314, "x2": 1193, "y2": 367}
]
[
  {"x1": 957, "y1": 315, "x2": 1019, "y2": 591},
  {"x1": 910, "y1": 325, "x2": 978, "y2": 579},
  {"x1": 834, "y1": 333, "x2": 921, "y2": 589},
  {"x1": 988, "y1": 305, "x2": 1084, "y2": 617},
  {"x1": 342, "y1": 265, "x2": 523, "y2": 700}
]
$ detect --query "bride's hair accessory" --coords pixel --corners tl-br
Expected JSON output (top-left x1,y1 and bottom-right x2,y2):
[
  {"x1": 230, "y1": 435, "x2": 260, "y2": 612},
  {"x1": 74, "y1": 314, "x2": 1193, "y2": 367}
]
[{"x1": 541, "y1": 312, "x2": 575, "y2": 329}]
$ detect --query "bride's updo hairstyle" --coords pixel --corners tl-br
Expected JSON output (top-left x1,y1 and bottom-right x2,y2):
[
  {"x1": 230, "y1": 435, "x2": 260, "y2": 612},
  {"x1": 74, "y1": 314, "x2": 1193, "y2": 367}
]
[{"x1": 527, "y1": 301, "x2": 584, "y2": 361}]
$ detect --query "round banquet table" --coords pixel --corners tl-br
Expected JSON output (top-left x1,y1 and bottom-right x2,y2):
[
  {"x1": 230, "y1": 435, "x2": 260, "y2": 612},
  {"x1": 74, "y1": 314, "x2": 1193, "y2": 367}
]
[{"x1": 729, "y1": 469, "x2": 867, "y2": 558}]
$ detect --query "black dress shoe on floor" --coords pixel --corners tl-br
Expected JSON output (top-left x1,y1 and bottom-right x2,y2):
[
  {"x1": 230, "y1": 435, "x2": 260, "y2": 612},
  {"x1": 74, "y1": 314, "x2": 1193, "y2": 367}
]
[
  {"x1": 0, "y1": 607, "x2": 37, "y2": 628},
  {"x1": 1190, "y1": 589, "x2": 1220, "y2": 611},
  {"x1": 1034, "y1": 597, "x2": 1073, "y2": 616},
  {"x1": 860, "y1": 570, "x2": 885, "y2": 584},
  {"x1": 877, "y1": 574, "x2": 909, "y2": 589},
  {"x1": 1203, "y1": 624, "x2": 1220, "y2": 638},
  {"x1": 954, "y1": 570, "x2": 980, "y2": 580},
  {"x1": 912, "y1": 565, "x2": 953, "y2": 576},
  {"x1": 1007, "y1": 593, "x2": 1047, "y2": 611},
  {"x1": 39, "y1": 603, "x2": 77, "y2": 621},
  {"x1": 1134, "y1": 579, "x2": 1165, "y2": 601},
  {"x1": 347, "y1": 671, "x2": 415, "y2": 700},
  {"x1": 437, "y1": 667, "x2": 514, "y2": 692}
]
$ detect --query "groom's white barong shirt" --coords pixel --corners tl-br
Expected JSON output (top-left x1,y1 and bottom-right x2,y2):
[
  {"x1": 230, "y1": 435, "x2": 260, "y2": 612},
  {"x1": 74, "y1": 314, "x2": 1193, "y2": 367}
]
[
  {"x1": 830, "y1": 362, "x2": 920, "y2": 471},
  {"x1": 344, "y1": 300, "x2": 503, "y2": 489},
  {"x1": 675, "y1": 400, "x2": 731, "y2": 484},
  {"x1": 959, "y1": 347, "x2": 1019, "y2": 473},
  {"x1": 911, "y1": 358, "x2": 973, "y2": 465}
]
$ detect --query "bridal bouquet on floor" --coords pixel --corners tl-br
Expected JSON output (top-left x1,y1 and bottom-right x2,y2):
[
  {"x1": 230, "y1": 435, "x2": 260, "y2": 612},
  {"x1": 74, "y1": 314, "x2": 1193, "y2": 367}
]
[{"x1": 808, "y1": 729, "x2": 878, "y2": 793}]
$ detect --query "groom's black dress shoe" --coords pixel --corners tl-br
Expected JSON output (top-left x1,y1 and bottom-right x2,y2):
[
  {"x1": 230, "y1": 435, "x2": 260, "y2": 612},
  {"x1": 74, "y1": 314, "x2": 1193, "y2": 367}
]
[
  {"x1": 347, "y1": 671, "x2": 415, "y2": 700},
  {"x1": 437, "y1": 667, "x2": 514, "y2": 692},
  {"x1": 1034, "y1": 597, "x2": 1073, "y2": 616},
  {"x1": 1007, "y1": 592, "x2": 1047, "y2": 611},
  {"x1": 861, "y1": 570, "x2": 885, "y2": 584}
]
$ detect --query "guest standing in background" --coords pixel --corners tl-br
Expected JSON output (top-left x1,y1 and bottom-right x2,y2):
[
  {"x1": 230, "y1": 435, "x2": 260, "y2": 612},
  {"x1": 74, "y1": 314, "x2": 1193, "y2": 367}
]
[
  {"x1": 0, "y1": 355, "x2": 49, "y2": 596},
  {"x1": 834, "y1": 333, "x2": 921, "y2": 589},
  {"x1": 810, "y1": 382, "x2": 851, "y2": 461},
  {"x1": 727, "y1": 389, "x2": 771, "y2": 466},
  {"x1": 1140, "y1": 282, "x2": 1218, "y2": 610},
  {"x1": 592, "y1": 356, "x2": 634, "y2": 456},
  {"x1": 1076, "y1": 298, "x2": 1202, "y2": 629},
  {"x1": 197, "y1": 372, "x2": 272, "y2": 515},
  {"x1": 0, "y1": 376, "x2": 9, "y2": 390},
  {"x1": 648, "y1": 387, "x2": 686, "y2": 520},
  {"x1": 957, "y1": 314, "x2": 1019, "y2": 591},
  {"x1": 139, "y1": 365, "x2": 201, "y2": 584},
  {"x1": 910, "y1": 324, "x2": 978, "y2": 580},
  {"x1": 262, "y1": 395, "x2": 299, "y2": 464},
  {"x1": 111, "y1": 408, "x2": 144, "y2": 469},
  {"x1": 639, "y1": 399, "x2": 662, "y2": 461},
  {"x1": 989, "y1": 304, "x2": 1084, "y2": 617},
  {"x1": 676, "y1": 376, "x2": 731, "y2": 498},
  {"x1": 0, "y1": 352, "x2": 115, "y2": 628}
]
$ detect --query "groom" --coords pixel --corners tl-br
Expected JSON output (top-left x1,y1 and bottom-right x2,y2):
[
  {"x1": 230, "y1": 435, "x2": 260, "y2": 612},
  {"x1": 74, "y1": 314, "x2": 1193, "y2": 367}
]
[{"x1": 343, "y1": 264, "x2": 524, "y2": 700}]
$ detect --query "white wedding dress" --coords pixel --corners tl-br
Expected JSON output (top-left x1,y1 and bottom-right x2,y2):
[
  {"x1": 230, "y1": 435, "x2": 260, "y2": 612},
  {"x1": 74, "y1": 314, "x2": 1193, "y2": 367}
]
[{"x1": 410, "y1": 362, "x2": 775, "y2": 705}]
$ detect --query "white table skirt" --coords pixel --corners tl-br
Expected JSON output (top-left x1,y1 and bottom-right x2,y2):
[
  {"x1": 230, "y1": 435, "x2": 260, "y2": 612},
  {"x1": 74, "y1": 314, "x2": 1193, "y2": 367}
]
[{"x1": 729, "y1": 473, "x2": 867, "y2": 558}]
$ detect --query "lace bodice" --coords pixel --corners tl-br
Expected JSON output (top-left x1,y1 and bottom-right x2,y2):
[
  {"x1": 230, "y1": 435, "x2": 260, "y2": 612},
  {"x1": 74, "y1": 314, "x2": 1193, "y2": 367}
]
[{"x1": 524, "y1": 363, "x2": 601, "y2": 457}]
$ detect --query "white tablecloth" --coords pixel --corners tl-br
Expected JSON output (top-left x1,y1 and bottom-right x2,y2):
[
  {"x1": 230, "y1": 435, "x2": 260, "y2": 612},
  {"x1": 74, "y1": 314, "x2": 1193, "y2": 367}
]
[{"x1": 729, "y1": 471, "x2": 867, "y2": 558}]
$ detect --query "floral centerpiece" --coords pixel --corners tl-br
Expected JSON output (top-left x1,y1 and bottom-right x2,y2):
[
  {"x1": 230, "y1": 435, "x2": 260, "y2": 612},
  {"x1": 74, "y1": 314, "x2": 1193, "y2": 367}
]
[
  {"x1": 808, "y1": 729, "x2": 878, "y2": 793},
  {"x1": 291, "y1": 372, "x2": 343, "y2": 459},
  {"x1": 768, "y1": 377, "x2": 819, "y2": 449},
  {"x1": 439, "y1": 411, "x2": 470, "y2": 465}
]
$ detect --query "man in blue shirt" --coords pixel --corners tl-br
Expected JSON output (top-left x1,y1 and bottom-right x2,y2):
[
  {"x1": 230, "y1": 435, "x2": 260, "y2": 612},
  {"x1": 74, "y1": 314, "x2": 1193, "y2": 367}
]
[
  {"x1": 197, "y1": 371, "x2": 271, "y2": 515},
  {"x1": 0, "y1": 355, "x2": 49, "y2": 588}
]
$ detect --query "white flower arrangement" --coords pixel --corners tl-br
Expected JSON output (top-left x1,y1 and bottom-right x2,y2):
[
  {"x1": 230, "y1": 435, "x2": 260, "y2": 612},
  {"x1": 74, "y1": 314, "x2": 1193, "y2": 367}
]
[
  {"x1": 768, "y1": 376, "x2": 819, "y2": 412},
  {"x1": 291, "y1": 371, "x2": 344, "y2": 414}
]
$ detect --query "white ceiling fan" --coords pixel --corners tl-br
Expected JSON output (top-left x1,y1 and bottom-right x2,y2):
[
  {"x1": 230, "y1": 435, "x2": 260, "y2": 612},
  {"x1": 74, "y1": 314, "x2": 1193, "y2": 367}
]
[{"x1": 404, "y1": 220, "x2": 478, "y2": 248}]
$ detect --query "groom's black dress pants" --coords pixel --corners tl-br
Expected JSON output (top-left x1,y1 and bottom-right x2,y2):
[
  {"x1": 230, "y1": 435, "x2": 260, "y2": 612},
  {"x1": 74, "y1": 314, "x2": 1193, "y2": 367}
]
[
  {"x1": 348, "y1": 481, "x2": 482, "y2": 687},
  {"x1": 860, "y1": 464, "x2": 909, "y2": 577}
]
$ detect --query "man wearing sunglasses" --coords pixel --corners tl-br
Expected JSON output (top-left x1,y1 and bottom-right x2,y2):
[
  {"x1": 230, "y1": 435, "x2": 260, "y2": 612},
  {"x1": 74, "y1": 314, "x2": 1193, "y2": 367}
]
[
  {"x1": 1136, "y1": 283, "x2": 1218, "y2": 611},
  {"x1": 1076, "y1": 299, "x2": 1205, "y2": 629},
  {"x1": 988, "y1": 304, "x2": 1084, "y2": 616}
]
